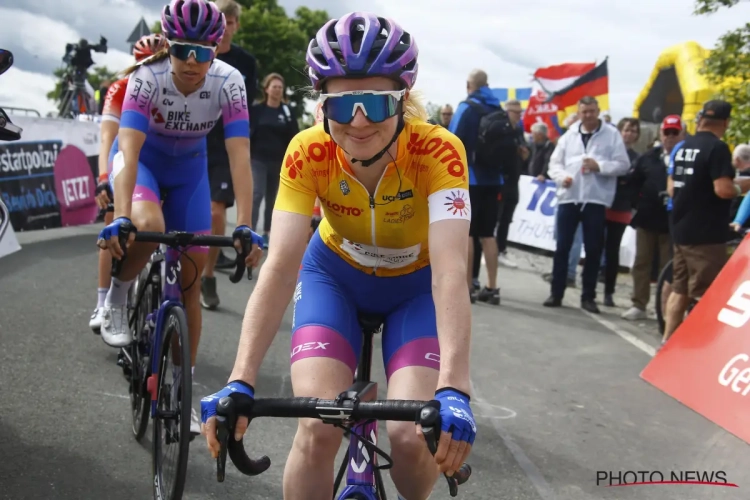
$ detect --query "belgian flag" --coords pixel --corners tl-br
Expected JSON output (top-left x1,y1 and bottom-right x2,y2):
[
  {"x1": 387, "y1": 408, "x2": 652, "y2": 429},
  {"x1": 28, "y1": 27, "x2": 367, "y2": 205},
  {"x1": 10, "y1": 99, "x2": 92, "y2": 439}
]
[{"x1": 545, "y1": 58, "x2": 609, "y2": 119}]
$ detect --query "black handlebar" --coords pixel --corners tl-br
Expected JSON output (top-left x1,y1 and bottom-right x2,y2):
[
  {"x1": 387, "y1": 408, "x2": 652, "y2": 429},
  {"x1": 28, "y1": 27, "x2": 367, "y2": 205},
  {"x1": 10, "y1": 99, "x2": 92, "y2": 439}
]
[
  {"x1": 214, "y1": 394, "x2": 471, "y2": 496},
  {"x1": 110, "y1": 225, "x2": 253, "y2": 284}
]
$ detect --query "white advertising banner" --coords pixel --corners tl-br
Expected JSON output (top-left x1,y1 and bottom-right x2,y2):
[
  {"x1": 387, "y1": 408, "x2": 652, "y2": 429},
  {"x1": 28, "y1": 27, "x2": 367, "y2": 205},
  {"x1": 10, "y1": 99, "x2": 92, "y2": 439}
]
[
  {"x1": 507, "y1": 175, "x2": 636, "y2": 268},
  {"x1": 0, "y1": 115, "x2": 100, "y2": 233}
]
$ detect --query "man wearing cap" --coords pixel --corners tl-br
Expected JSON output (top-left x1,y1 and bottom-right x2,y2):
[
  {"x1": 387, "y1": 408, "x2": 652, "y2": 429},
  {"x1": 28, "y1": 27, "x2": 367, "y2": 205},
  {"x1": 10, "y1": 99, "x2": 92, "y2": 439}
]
[
  {"x1": 621, "y1": 115, "x2": 684, "y2": 321},
  {"x1": 664, "y1": 100, "x2": 750, "y2": 342}
]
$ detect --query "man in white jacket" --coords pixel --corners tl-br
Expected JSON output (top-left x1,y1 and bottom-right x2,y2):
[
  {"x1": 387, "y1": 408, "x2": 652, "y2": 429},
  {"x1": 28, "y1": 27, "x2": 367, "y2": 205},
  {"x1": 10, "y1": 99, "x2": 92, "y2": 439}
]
[{"x1": 543, "y1": 96, "x2": 630, "y2": 313}]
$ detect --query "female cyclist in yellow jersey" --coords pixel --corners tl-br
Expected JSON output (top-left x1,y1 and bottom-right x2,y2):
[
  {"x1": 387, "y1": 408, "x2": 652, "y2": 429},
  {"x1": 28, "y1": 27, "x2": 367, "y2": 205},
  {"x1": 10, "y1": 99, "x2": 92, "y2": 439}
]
[{"x1": 202, "y1": 12, "x2": 476, "y2": 500}]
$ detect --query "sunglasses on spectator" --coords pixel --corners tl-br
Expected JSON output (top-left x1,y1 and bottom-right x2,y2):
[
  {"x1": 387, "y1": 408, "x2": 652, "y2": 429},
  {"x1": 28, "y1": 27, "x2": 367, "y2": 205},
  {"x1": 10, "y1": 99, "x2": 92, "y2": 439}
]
[
  {"x1": 663, "y1": 129, "x2": 680, "y2": 136},
  {"x1": 320, "y1": 90, "x2": 405, "y2": 124},
  {"x1": 167, "y1": 40, "x2": 216, "y2": 63}
]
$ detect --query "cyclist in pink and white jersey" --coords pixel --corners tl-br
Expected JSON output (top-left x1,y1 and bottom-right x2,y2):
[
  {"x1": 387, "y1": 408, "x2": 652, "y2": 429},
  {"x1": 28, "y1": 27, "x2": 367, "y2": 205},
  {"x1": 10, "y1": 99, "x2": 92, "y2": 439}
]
[{"x1": 96, "y1": 0, "x2": 263, "y2": 434}]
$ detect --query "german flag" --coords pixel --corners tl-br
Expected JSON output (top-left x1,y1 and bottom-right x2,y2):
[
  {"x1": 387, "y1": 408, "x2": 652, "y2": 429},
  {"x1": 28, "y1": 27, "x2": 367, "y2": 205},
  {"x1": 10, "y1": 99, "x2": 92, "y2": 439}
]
[{"x1": 545, "y1": 58, "x2": 609, "y2": 123}]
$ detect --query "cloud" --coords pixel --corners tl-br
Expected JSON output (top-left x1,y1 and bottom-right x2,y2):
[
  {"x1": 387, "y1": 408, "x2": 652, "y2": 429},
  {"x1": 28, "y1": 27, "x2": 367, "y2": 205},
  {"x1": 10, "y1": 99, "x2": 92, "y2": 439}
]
[
  {"x1": 370, "y1": 0, "x2": 750, "y2": 119},
  {"x1": 2, "y1": 0, "x2": 750, "y2": 121}
]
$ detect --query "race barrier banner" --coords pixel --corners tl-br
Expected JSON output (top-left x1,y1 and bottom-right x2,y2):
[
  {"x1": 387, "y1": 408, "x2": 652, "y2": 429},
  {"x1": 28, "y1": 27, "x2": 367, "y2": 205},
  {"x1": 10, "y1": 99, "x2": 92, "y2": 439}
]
[
  {"x1": 507, "y1": 175, "x2": 636, "y2": 268},
  {"x1": 0, "y1": 115, "x2": 100, "y2": 233},
  {"x1": 641, "y1": 234, "x2": 750, "y2": 444},
  {"x1": 0, "y1": 198, "x2": 21, "y2": 259}
]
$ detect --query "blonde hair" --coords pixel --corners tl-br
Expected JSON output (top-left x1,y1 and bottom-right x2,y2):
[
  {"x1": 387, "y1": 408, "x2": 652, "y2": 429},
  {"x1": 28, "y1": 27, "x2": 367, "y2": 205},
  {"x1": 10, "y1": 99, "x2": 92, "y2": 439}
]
[
  {"x1": 120, "y1": 48, "x2": 170, "y2": 77},
  {"x1": 403, "y1": 89, "x2": 428, "y2": 122},
  {"x1": 212, "y1": 0, "x2": 241, "y2": 18},
  {"x1": 259, "y1": 72, "x2": 287, "y2": 104}
]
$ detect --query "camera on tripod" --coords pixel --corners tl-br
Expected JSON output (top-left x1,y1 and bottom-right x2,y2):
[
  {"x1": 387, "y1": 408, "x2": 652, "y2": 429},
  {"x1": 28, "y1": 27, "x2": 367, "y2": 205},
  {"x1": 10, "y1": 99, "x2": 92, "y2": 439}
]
[
  {"x1": 58, "y1": 35, "x2": 107, "y2": 119},
  {"x1": 63, "y1": 36, "x2": 108, "y2": 73}
]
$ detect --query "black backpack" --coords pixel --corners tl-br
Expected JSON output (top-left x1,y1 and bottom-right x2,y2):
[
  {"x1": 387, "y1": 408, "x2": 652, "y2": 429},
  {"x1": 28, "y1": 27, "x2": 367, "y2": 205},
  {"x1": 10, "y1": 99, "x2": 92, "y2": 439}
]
[{"x1": 464, "y1": 100, "x2": 519, "y2": 175}]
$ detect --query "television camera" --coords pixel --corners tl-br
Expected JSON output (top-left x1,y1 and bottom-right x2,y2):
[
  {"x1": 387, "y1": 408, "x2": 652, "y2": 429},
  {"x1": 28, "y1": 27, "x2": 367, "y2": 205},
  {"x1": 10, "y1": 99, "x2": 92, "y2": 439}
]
[{"x1": 58, "y1": 36, "x2": 108, "y2": 119}]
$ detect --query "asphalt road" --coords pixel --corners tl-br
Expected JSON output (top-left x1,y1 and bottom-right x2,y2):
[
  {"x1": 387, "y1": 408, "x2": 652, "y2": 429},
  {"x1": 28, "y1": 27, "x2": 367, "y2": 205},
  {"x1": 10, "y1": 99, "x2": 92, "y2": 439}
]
[{"x1": 1, "y1": 233, "x2": 748, "y2": 500}]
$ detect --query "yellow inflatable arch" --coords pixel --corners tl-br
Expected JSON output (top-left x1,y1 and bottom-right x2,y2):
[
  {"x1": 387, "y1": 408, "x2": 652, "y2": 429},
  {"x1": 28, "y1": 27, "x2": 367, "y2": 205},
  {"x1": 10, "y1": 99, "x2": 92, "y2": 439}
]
[{"x1": 632, "y1": 41, "x2": 719, "y2": 136}]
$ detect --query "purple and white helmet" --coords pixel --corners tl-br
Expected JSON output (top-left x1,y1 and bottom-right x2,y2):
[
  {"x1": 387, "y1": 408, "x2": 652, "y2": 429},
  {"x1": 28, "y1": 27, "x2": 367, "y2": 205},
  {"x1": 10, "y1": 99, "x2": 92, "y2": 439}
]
[
  {"x1": 306, "y1": 12, "x2": 418, "y2": 91},
  {"x1": 161, "y1": 0, "x2": 226, "y2": 45}
]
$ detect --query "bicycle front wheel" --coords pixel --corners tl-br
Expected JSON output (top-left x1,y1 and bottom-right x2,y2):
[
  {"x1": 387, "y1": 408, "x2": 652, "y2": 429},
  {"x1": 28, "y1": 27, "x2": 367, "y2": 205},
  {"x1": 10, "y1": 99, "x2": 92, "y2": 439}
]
[
  {"x1": 152, "y1": 306, "x2": 191, "y2": 500},
  {"x1": 130, "y1": 267, "x2": 160, "y2": 441},
  {"x1": 655, "y1": 259, "x2": 673, "y2": 336}
]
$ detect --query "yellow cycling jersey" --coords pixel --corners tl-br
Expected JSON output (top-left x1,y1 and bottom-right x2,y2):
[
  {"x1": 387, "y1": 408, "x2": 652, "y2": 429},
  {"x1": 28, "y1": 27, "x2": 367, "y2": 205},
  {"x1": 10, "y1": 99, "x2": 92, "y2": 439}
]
[{"x1": 274, "y1": 119, "x2": 471, "y2": 277}]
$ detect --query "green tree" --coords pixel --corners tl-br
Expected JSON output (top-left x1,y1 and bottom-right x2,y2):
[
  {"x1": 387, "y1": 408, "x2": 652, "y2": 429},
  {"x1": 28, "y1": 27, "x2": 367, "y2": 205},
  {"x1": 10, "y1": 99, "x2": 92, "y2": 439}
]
[
  {"x1": 46, "y1": 65, "x2": 119, "y2": 105},
  {"x1": 151, "y1": 20, "x2": 161, "y2": 34},
  {"x1": 694, "y1": 0, "x2": 750, "y2": 143},
  {"x1": 233, "y1": 0, "x2": 328, "y2": 121},
  {"x1": 425, "y1": 102, "x2": 441, "y2": 123}
]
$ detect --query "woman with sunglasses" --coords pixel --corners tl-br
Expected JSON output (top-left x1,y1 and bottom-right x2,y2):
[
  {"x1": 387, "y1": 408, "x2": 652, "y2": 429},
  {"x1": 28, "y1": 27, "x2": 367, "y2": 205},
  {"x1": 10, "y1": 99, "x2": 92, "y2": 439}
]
[
  {"x1": 96, "y1": 0, "x2": 263, "y2": 434},
  {"x1": 89, "y1": 33, "x2": 167, "y2": 334},
  {"x1": 201, "y1": 12, "x2": 476, "y2": 500}
]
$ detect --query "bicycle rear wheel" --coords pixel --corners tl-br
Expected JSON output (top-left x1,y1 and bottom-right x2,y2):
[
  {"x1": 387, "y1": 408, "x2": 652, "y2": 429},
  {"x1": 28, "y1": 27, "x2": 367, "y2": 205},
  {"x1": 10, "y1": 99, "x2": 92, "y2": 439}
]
[
  {"x1": 130, "y1": 266, "x2": 159, "y2": 440},
  {"x1": 152, "y1": 306, "x2": 191, "y2": 500},
  {"x1": 655, "y1": 259, "x2": 673, "y2": 335}
]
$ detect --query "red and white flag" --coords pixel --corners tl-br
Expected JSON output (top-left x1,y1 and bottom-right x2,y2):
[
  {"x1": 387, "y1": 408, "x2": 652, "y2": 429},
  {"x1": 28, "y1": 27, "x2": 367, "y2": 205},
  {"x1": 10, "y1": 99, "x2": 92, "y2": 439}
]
[{"x1": 524, "y1": 62, "x2": 595, "y2": 140}]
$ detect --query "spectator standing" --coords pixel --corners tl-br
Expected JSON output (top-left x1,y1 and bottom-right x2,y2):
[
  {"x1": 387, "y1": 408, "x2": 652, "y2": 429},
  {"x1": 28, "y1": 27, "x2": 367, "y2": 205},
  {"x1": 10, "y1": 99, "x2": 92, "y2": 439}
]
[
  {"x1": 621, "y1": 115, "x2": 683, "y2": 320},
  {"x1": 528, "y1": 122, "x2": 555, "y2": 180},
  {"x1": 730, "y1": 145, "x2": 750, "y2": 230},
  {"x1": 201, "y1": 0, "x2": 258, "y2": 310},
  {"x1": 664, "y1": 100, "x2": 750, "y2": 342},
  {"x1": 544, "y1": 96, "x2": 630, "y2": 312},
  {"x1": 250, "y1": 73, "x2": 300, "y2": 247},
  {"x1": 439, "y1": 104, "x2": 453, "y2": 128},
  {"x1": 600, "y1": 118, "x2": 640, "y2": 306},
  {"x1": 449, "y1": 69, "x2": 506, "y2": 305},
  {"x1": 494, "y1": 99, "x2": 529, "y2": 269}
]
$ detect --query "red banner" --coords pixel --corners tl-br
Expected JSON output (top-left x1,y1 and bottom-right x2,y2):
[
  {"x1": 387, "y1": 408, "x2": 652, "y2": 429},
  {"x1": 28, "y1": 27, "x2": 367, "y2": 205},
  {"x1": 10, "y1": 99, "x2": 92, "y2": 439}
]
[{"x1": 641, "y1": 235, "x2": 750, "y2": 444}]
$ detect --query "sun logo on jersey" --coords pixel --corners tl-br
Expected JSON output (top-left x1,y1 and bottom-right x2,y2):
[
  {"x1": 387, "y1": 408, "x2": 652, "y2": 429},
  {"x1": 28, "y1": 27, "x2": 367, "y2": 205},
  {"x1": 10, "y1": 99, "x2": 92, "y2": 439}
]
[
  {"x1": 444, "y1": 190, "x2": 469, "y2": 217},
  {"x1": 285, "y1": 151, "x2": 303, "y2": 179}
]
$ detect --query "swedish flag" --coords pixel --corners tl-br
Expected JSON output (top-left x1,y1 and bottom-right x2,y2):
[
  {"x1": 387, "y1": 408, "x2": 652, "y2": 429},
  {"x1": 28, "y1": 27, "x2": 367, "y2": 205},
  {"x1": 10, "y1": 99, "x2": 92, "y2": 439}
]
[{"x1": 490, "y1": 87, "x2": 532, "y2": 110}]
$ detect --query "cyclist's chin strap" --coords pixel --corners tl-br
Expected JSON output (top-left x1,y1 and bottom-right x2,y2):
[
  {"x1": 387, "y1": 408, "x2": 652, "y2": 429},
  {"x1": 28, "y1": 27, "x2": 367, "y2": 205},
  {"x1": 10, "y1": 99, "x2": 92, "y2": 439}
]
[{"x1": 324, "y1": 112, "x2": 405, "y2": 168}]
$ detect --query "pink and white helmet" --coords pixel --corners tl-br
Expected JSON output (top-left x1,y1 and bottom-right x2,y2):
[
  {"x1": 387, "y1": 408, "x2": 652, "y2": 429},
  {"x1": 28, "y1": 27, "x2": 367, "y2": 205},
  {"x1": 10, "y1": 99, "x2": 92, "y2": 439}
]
[{"x1": 161, "y1": 0, "x2": 226, "y2": 45}]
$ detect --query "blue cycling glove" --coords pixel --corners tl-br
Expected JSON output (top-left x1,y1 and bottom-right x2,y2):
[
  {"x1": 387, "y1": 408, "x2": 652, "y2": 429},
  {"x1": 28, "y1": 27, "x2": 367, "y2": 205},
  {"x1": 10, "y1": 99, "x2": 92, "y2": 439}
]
[
  {"x1": 200, "y1": 380, "x2": 255, "y2": 424},
  {"x1": 233, "y1": 225, "x2": 264, "y2": 250},
  {"x1": 434, "y1": 388, "x2": 477, "y2": 445},
  {"x1": 97, "y1": 216, "x2": 132, "y2": 246}
]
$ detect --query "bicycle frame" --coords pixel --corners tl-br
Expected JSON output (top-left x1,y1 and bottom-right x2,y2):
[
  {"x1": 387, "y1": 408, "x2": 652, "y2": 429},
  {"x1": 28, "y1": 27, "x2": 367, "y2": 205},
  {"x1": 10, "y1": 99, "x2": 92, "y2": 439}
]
[
  {"x1": 142, "y1": 245, "x2": 186, "y2": 416},
  {"x1": 334, "y1": 321, "x2": 387, "y2": 500}
]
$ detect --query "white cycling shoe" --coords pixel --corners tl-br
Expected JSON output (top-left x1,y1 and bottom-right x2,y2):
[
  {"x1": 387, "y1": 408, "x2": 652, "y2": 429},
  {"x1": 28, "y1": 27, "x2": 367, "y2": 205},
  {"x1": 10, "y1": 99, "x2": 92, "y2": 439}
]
[
  {"x1": 100, "y1": 304, "x2": 132, "y2": 347},
  {"x1": 89, "y1": 307, "x2": 105, "y2": 333}
]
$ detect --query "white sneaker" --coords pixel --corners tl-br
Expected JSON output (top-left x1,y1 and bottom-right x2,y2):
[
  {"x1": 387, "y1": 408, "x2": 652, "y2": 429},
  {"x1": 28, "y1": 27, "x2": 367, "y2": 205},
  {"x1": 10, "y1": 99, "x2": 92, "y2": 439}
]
[
  {"x1": 89, "y1": 307, "x2": 105, "y2": 333},
  {"x1": 621, "y1": 307, "x2": 647, "y2": 321},
  {"x1": 498, "y1": 252, "x2": 518, "y2": 268},
  {"x1": 100, "y1": 304, "x2": 132, "y2": 347},
  {"x1": 190, "y1": 407, "x2": 201, "y2": 436}
]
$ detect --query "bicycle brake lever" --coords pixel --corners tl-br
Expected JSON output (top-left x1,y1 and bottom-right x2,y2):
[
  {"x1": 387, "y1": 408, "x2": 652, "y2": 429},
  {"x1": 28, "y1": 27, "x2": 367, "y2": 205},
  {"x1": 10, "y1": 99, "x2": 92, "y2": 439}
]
[
  {"x1": 216, "y1": 415, "x2": 229, "y2": 482},
  {"x1": 421, "y1": 425, "x2": 459, "y2": 496}
]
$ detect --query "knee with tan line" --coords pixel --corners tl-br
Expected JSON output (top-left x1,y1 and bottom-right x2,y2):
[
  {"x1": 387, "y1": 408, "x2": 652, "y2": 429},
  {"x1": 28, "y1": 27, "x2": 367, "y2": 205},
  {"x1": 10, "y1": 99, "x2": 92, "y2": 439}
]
[{"x1": 293, "y1": 417, "x2": 343, "y2": 460}]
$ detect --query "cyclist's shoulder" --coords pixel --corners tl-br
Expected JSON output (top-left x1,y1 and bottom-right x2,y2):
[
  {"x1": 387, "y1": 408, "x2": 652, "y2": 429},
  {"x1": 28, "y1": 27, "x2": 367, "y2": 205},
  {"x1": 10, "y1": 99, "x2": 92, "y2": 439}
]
[
  {"x1": 208, "y1": 59, "x2": 239, "y2": 80},
  {"x1": 402, "y1": 119, "x2": 467, "y2": 170},
  {"x1": 290, "y1": 124, "x2": 337, "y2": 162}
]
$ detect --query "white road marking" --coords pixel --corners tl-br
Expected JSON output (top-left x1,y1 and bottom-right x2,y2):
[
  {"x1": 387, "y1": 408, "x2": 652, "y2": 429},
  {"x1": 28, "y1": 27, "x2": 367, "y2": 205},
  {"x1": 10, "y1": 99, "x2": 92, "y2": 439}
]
[
  {"x1": 101, "y1": 391, "x2": 129, "y2": 400},
  {"x1": 581, "y1": 311, "x2": 656, "y2": 357},
  {"x1": 471, "y1": 380, "x2": 557, "y2": 500}
]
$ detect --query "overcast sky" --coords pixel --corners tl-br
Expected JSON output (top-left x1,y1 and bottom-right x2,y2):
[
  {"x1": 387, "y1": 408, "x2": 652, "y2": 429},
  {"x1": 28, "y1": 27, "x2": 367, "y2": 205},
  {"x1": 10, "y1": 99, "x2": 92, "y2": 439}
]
[{"x1": 0, "y1": 0, "x2": 747, "y2": 119}]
